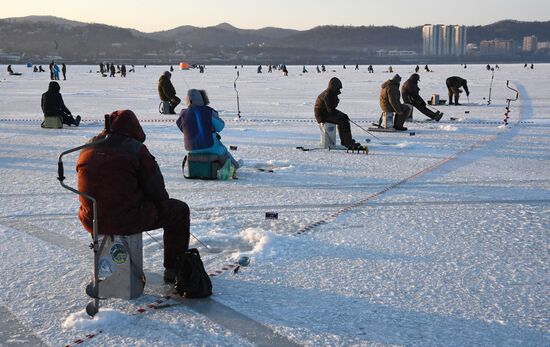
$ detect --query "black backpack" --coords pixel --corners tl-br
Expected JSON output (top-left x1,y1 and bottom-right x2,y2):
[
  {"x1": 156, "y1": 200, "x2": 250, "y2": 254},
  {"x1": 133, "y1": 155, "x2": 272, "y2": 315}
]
[{"x1": 174, "y1": 248, "x2": 212, "y2": 298}]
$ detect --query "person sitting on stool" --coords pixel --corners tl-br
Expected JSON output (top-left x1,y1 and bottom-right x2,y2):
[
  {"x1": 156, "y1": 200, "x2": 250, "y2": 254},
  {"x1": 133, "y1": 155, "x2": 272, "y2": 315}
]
[
  {"x1": 41, "y1": 81, "x2": 81, "y2": 127},
  {"x1": 158, "y1": 71, "x2": 181, "y2": 114},
  {"x1": 314, "y1": 77, "x2": 363, "y2": 150}
]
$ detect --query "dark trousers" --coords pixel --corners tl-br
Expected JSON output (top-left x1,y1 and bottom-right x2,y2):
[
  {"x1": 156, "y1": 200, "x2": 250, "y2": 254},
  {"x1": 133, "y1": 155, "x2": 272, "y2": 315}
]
[
  {"x1": 169, "y1": 96, "x2": 181, "y2": 114},
  {"x1": 446, "y1": 84, "x2": 461, "y2": 104},
  {"x1": 319, "y1": 112, "x2": 353, "y2": 147},
  {"x1": 406, "y1": 96, "x2": 439, "y2": 120},
  {"x1": 62, "y1": 114, "x2": 77, "y2": 125},
  {"x1": 146, "y1": 199, "x2": 190, "y2": 269}
]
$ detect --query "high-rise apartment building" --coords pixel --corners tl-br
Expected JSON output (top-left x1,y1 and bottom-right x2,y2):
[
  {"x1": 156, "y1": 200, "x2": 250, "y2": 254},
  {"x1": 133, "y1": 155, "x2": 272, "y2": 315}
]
[
  {"x1": 523, "y1": 35, "x2": 538, "y2": 52},
  {"x1": 423, "y1": 24, "x2": 467, "y2": 56}
]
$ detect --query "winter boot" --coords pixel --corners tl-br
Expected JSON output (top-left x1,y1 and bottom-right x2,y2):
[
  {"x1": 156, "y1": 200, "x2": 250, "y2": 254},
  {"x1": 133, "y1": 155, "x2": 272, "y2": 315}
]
[
  {"x1": 434, "y1": 112, "x2": 443, "y2": 122},
  {"x1": 394, "y1": 125, "x2": 408, "y2": 131},
  {"x1": 74, "y1": 115, "x2": 81, "y2": 126}
]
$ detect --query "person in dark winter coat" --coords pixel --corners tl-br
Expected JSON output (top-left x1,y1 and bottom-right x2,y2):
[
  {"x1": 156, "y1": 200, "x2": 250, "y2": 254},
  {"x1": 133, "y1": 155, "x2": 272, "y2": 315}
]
[
  {"x1": 41, "y1": 81, "x2": 80, "y2": 127},
  {"x1": 109, "y1": 64, "x2": 116, "y2": 77},
  {"x1": 158, "y1": 71, "x2": 181, "y2": 114},
  {"x1": 314, "y1": 77, "x2": 363, "y2": 150},
  {"x1": 401, "y1": 73, "x2": 443, "y2": 121},
  {"x1": 446, "y1": 76, "x2": 470, "y2": 105},
  {"x1": 61, "y1": 63, "x2": 67, "y2": 80},
  {"x1": 77, "y1": 109, "x2": 190, "y2": 283},
  {"x1": 121, "y1": 64, "x2": 126, "y2": 77},
  {"x1": 379, "y1": 74, "x2": 411, "y2": 131}
]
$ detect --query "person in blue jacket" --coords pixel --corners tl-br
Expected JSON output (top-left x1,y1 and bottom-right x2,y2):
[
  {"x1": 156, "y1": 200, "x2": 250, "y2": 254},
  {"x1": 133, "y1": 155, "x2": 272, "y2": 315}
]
[{"x1": 176, "y1": 89, "x2": 240, "y2": 172}]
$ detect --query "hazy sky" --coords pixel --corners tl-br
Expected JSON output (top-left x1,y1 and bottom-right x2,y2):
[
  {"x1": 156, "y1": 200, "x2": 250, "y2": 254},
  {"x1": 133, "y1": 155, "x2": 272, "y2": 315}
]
[{"x1": 2, "y1": 0, "x2": 549, "y2": 32}]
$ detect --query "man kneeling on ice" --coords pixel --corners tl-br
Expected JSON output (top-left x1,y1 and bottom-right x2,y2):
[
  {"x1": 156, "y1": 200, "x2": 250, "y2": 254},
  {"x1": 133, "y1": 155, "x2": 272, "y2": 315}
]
[
  {"x1": 314, "y1": 77, "x2": 364, "y2": 150},
  {"x1": 77, "y1": 110, "x2": 190, "y2": 283}
]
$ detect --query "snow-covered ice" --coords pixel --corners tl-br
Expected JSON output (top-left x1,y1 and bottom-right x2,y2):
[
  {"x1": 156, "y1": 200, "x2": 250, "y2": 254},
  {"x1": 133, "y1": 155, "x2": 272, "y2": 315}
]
[{"x1": 0, "y1": 64, "x2": 548, "y2": 346}]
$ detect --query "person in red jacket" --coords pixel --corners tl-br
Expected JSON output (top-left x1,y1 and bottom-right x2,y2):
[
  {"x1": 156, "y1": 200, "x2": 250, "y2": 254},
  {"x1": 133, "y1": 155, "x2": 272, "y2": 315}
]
[{"x1": 77, "y1": 110, "x2": 190, "y2": 282}]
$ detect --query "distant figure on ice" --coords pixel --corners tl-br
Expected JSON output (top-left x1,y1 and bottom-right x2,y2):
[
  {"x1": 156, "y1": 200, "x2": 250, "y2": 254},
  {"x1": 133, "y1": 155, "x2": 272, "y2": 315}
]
[
  {"x1": 257, "y1": 65, "x2": 262, "y2": 73},
  {"x1": 176, "y1": 89, "x2": 241, "y2": 177},
  {"x1": 446, "y1": 76, "x2": 470, "y2": 106},
  {"x1": 53, "y1": 63, "x2": 60, "y2": 80},
  {"x1": 282, "y1": 65, "x2": 288, "y2": 76},
  {"x1": 158, "y1": 71, "x2": 181, "y2": 114},
  {"x1": 76, "y1": 109, "x2": 190, "y2": 284},
  {"x1": 401, "y1": 74, "x2": 443, "y2": 121},
  {"x1": 121, "y1": 64, "x2": 127, "y2": 77},
  {"x1": 343, "y1": 65, "x2": 346, "y2": 69},
  {"x1": 129, "y1": 65, "x2": 135, "y2": 73},
  {"x1": 33, "y1": 66, "x2": 38, "y2": 72},
  {"x1": 199, "y1": 65, "x2": 205, "y2": 73},
  {"x1": 268, "y1": 65, "x2": 273, "y2": 73},
  {"x1": 531, "y1": 63, "x2": 534, "y2": 69},
  {"x1": 61, "y1": 63, "x2": 67, "y2": 80},
  {"x1": 99, "y1": 62, "x2": 104, "y2": 74},
  {"x1": 49, "y1": 62, "x2": 54, "y2": 80},
  {"x1": 41, "y1": 81, "x2": 81, "y2": 127},
  {"x1": 39, "y1": 65, "x2": 45, "y2": 72},
  {"x1": 495, "y1": 64, "x2": 499, "y2": 70},
  {"x1": 388, "y1": 66, "x2": 393, "y2": 73},
  {"x1": 302, "y1": 66, "x2": 308, "y2": 73},
  {"x1": 464, "y1": 64, "x2": 467, "y2": 69},
  {"x1": 109, "y1": 64, "x2": 116, "y2": 77},
  {"x1": 170, "y1": 65, "x2": 174, "y2": 72},
  {"x1": 355, "y1": 64, "x2": 359, "y2": 70},
  {"x1": 7, "y1": 65, "x2": 14, "y2": 75},
  {"x1": 415, "y1": 65, "x2": 420, "y2": 73},
  {"x1": 321, "y1": 65, "x2": 326, "y2": 72},
  {"x1": 314, "y1": 77, "x2": 364, "y2": 150},
  {"x1": 316, "y1": 65, "x2": 321, "y2": 73},
  {"x1": 379, "y1": 74, "x2": 411, "y2": 131},
  {"x1": 368, "y1": 65, "x2": 374, "y2": 73},
  {"x1": 524, "y1": 63, "x2": 528, "y2": 68},
  {"x1": 486, "y1": 64, "x2": 492, "y2": 71},
  {"x1": 424, "y1": 64, "x2": 431, "y2": 72}
]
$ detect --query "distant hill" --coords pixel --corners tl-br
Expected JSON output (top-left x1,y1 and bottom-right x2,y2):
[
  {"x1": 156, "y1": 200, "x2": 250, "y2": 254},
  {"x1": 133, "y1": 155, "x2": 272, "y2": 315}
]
[{"x1": 0, "y1": 17, "x2": 549, "y2": 64}]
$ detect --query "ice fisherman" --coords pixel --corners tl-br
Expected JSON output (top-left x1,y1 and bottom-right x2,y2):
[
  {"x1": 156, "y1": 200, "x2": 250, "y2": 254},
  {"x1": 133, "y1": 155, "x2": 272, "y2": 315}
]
[
  {"x1": 446, "y1": 76, "x2": 470, "y2": 105},
  {"x1": 158, "y1": 71, "x2": 181, "y2": 114},
  {"x1": 314, "y1": 77, "x2": 364, "y2": 150},
  {"x1": 76, "y1": 110, "x2": 190, "y2": 283},
  {"x1": 61, "y1": 63, "x2": 67, "y2": 80},
  {"x1": 401, "y1": 73, "x2": 443, "y2": 121},
  {"x1": 176, "y1": 89, "x2": 241, "y2": 176},
  {"x1": 41, "y1": 81, "x2": 81, "y2": 127},
  {"x1": 379, "y1": 74, "x2": 411, "y2": 131}
]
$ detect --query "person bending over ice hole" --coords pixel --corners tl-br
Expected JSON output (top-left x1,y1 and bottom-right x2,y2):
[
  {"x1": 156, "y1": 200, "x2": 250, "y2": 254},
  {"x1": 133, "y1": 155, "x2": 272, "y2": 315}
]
[
  {"x1": 314, "y1": 77, "x2": 364, "y2": 150},
  {"x1": 41, "y1": 81, "x2": 81, "y2": 127},
  {"x1": 158, "y1": 71, "x2": 181, "y2": 114},
  {"x1": 77, "y1": 110, "x2": 190, "y2": 284},
  {"x1": 446, "y1": 76, "x2": 469, "y2": 106},
  {"x1": 379, "y1": 74, "x2": 412, "y2": 131},
  {"x1": 177, "y1": 89, "x2": 241, "y2": 176},
  {"x1": 401, "y1": 73, "x2": 443, "y2": 121}
]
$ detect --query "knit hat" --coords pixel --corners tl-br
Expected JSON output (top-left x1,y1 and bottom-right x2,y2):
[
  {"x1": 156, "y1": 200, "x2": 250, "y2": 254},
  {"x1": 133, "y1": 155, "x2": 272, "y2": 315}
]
[{"x1": 391, "y1": 74, "x2": 401, "y2": 82}]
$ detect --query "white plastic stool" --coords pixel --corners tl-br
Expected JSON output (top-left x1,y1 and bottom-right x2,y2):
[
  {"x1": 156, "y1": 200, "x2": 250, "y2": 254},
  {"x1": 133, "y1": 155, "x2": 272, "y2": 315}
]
[
  {"x1": 379, "y1": 112, "x2": 395, "y2": 129},
  {"x1": 319, "y1": 122, "x2": 338, "y2": 148},
  {"x1": 159, "y1": 101, "x2": 171, "y2": 114},
  {"x1": 97, "y1": 234, "x2": 145, "y2": 299}
]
